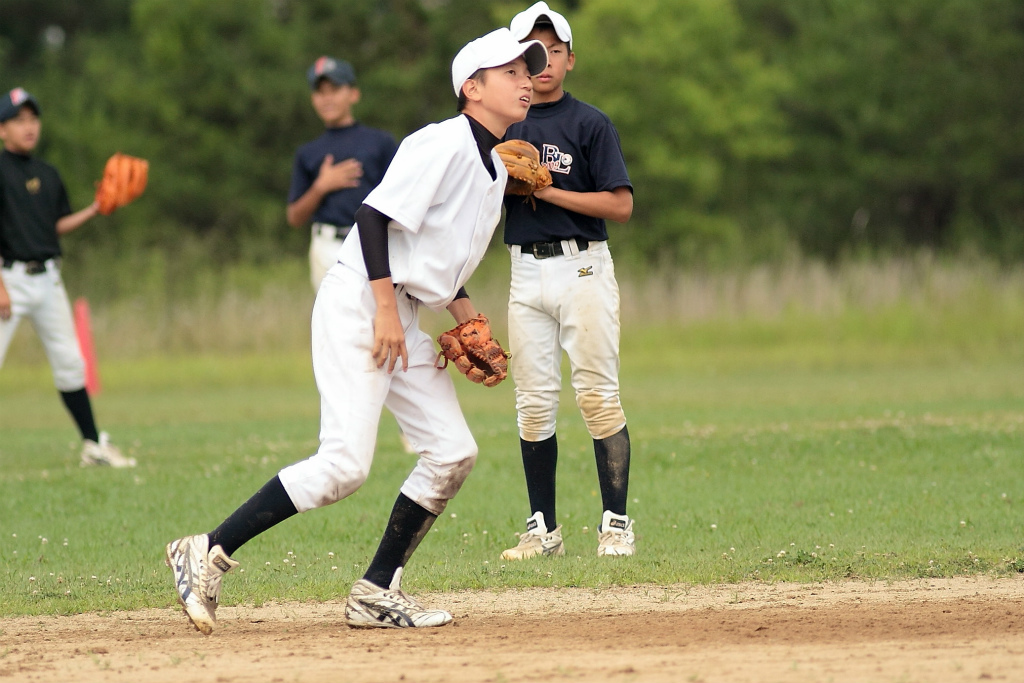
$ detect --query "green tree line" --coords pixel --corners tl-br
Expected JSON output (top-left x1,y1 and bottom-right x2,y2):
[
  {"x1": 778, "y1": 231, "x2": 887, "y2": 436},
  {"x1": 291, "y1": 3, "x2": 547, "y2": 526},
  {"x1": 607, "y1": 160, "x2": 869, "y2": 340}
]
[{"x1": 1, "y1": 0, "x2": 1021, "y2": 269}]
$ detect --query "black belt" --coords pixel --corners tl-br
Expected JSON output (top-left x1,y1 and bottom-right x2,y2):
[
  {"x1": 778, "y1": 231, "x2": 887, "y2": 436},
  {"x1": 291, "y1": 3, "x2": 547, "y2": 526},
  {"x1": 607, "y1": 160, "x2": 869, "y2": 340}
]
[
  {"x1": 522, "y1": 238, "x2": 589, "y2": 259},
  {"x1": 2, "y1": 258, "x2": 56, "y2": 275},
  {"x1": 314, "y1": 223, "x2": 352, "y2": 239}
]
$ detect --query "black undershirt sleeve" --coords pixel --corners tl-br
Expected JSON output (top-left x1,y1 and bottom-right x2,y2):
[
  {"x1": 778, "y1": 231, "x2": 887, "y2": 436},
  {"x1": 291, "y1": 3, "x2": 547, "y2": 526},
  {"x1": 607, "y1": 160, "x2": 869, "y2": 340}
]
[
  {"x1": 454, "y1": 286, "x2": 468, "y2": 300},
  {"x1": 354, "y1": 203, "x2": 392, "y2": 281}
]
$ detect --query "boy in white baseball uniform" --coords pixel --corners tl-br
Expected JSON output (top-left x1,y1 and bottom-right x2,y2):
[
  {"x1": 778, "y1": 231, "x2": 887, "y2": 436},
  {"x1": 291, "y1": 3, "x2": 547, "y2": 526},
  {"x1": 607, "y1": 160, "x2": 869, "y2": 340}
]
[
  {"x1": 0, "y1": 87, "x2": 134, "y2": 468},
  {"x1": 500, "y1": 2, "x2": 636, "y2": 560},
  {"x1": 166, "y1": 29, "x2": 546, "y2": 634}
]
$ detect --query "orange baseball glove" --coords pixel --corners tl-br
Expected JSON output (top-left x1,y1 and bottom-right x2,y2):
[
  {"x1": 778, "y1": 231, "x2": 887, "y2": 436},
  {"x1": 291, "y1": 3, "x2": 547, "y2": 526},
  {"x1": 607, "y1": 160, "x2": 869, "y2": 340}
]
[
  {"x1": 495, "y1": 139, "x2": 552, "y2": 196},
  {"x1": 96, "y1": 153, "x2": 149, "y2": 215},
  {"x1": 435, "y1": 314, "x2": 509, "y2": 387}
]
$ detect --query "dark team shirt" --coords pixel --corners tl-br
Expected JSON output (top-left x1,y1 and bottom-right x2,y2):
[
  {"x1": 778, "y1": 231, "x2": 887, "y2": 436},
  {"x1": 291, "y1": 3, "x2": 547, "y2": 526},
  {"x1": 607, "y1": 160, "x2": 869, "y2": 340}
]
[
  {"x1": 288, "y1": 122, "x2": 398, "y2": 227},
  {"x1": 0, "y1": 149, "x2": 72, "y2": 262},
  {"x1": 503, "y1": 92, "x2": 632, "y2": 245}
]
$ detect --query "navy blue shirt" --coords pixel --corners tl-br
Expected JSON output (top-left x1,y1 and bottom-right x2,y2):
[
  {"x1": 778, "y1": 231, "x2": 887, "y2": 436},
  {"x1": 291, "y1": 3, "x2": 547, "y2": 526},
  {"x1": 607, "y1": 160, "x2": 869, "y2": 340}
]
[
  {"x1": 503, "y1": 92, "x2": 632, "y2": 245},
  {"x1": 0, "y1": 150, "x2": 71, "y2": 262},
  {"x1": 288, "y1": 123, "x2": 398, "y2": 227}
]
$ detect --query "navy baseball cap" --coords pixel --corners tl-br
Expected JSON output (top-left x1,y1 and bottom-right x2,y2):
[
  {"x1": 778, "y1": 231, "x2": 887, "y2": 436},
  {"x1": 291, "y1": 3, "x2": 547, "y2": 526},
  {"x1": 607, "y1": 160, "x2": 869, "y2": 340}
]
[
  {"x1": 0, "y1": 87, "x2": 41, "y2": 123},
  {"x1": 307, "y1": 56, "x2": 356, "y2": 89}
]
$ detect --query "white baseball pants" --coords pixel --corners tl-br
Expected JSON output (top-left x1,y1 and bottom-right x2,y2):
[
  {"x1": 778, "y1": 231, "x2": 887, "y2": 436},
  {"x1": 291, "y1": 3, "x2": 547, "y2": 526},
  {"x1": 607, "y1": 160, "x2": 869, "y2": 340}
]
[
  {"x1": 308, "y1": 224, "x2": 349, "y2": 291},
  {"x1": 0, "y1": 261, "x2": 86, "y2": 391},
  {"x1": 507, "y1": 240, "x2": 626, "y2": 442},
  {"x1": 278, "y1": 263, "x2": 478, "y2": 516}
]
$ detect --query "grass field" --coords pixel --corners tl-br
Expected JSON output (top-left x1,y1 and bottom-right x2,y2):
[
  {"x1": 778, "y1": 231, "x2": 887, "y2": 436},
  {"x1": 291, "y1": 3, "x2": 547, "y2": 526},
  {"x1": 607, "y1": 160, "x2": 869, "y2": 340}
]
[{"x1": 2, "y1": 260, "x2": 1023, "y2": 618}]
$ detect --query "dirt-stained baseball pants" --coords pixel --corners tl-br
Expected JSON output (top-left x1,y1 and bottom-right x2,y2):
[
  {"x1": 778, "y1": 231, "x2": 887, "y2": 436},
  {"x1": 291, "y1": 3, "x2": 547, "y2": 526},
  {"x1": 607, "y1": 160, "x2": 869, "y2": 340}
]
[
  {"x1": 507, "y1": 240, "x2": 626, "y2": 443},
  {"x1": 278, "y1": 263, "x2": 478, "y2": 516}
]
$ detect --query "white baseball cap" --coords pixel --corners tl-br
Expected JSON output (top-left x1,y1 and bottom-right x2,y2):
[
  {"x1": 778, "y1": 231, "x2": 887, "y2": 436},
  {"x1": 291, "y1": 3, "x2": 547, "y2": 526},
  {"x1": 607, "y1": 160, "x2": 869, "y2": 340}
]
[
  {"x1": 510, "y1": 1, "x2": 573, "y2": 50},
  {"x1": 451, "y1": 28, "x2": 548, "y2": 96}
]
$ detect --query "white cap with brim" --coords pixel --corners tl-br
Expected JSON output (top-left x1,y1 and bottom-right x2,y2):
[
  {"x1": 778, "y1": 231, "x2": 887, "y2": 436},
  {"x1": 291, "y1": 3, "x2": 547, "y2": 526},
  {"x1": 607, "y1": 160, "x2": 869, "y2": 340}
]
[
  {"x1": 451, "y1": 28, "x2": 548, "y2": 96},
  {"x1": 510, "y1": 1, "x2": 573, "y2": 50}
]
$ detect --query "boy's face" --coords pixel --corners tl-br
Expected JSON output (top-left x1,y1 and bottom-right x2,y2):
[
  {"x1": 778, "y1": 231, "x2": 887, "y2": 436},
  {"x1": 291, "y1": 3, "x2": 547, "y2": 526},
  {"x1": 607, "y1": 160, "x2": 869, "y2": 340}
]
[
  {"x1": 311, "y1": 80, "x2": 360, "y2": 127},
  {"x1": 525, "y1": 26, "x2": 573, "y2": 103},
  {"x1": 466, "y1": 56, "x2": 534, "y2": 131},
  {"x1": 0, "y1": 107, "x2": 41, "y2": 154}
]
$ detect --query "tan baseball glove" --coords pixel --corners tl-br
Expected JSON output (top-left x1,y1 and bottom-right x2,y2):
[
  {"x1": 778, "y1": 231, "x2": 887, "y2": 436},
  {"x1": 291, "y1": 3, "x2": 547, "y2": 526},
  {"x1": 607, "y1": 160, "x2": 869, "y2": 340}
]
[
  {"x1": 96, "y1": 153, "x2": 149, "y2": 215},
  {"x1": 435, "y1": 314, "x2": 509, "y2": 387},
  {"x1": 495, "y1": 139, "x2": 552, "y2": 196}
]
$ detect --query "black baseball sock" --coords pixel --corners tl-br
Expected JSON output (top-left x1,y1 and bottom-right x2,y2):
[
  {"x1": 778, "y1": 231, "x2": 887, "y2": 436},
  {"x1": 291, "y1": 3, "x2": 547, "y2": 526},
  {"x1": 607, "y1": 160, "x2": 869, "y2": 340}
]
[
  {"x1": 594, "y1": 425, "x2": 631, "y2": 516},
  {"x1": 363, "y1": 493, "x2": 437, "y2": 589},
  {"x1": 521, "y1": 435, "x2": 558, "y2": 531},
  {"x1": 59, "y1": 388, "x2": 99, "y2": 442},
  {"x1": 208, "y1": 476, "x2": 298, "y2": 557}
]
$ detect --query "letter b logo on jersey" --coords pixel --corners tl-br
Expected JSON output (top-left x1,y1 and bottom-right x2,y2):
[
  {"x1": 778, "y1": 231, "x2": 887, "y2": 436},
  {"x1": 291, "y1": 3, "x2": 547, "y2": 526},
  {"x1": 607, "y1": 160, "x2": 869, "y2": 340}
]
[{"x1": 542, "y1": 144, "x2": 572, "y2": 175}]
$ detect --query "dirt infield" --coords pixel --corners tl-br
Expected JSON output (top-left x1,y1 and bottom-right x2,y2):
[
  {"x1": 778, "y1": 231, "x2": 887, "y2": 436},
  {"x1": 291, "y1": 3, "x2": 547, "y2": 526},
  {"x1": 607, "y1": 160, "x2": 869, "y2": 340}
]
[{"x1": 2, "y1": 577, "x2": 1023, "y2": 682}]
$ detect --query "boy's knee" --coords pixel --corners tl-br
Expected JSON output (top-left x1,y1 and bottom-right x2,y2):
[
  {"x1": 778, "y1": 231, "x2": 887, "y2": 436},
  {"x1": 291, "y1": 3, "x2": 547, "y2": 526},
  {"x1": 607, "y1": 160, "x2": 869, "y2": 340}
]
[
  {"x1": 577, "y1": 389, "x2": 626, "y2": 440},
  {"x1": 516, "y1": 390, "x2": 559, "y2": 442}
]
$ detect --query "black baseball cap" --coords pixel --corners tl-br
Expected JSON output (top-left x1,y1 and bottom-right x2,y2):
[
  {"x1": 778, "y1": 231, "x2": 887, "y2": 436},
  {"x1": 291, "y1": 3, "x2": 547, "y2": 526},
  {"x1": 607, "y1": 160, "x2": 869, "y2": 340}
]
[
  {"x1": 307, "y1": 56, "x2": 356, "y2": 89},
  {"x1": 0, "y1": 87, "x2": 41, "y2": 123}
]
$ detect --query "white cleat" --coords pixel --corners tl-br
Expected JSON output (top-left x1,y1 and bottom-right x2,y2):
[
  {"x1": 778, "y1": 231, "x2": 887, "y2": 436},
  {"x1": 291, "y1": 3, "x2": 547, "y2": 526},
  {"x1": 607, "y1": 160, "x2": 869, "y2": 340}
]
[
  {"x1": 346, "y1": 567, "x2": 452, "y2": 628},
  {"x1": 597, "y1": 510, "x2": 635, "y2": 557},
  {"x1": 165, "y1": 534, "x2": 239, "y2": 635},
  {"x1": 80, "y1": 432, "x2": 136, "y2": 468},
  {"x1": 500, "y1": 511, "x2": 564, "y2": 560}
]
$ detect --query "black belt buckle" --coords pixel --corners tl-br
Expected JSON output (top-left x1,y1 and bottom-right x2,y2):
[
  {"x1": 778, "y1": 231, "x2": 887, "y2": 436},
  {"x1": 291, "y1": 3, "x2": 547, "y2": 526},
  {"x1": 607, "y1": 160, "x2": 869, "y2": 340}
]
[{"x1": 531, "y1": 242, "x2": 557, "y2": 259}]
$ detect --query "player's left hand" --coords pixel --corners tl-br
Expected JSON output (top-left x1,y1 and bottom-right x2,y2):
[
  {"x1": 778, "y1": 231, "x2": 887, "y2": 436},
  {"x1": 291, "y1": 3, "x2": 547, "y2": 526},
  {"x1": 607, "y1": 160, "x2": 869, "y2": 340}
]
[{"x1": 372, "y1": 306, "x2": 408, "y2": 373}]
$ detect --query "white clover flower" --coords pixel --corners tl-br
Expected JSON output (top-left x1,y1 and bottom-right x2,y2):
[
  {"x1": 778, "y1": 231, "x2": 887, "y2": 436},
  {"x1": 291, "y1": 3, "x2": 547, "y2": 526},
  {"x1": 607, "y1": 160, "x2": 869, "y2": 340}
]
[
  {"x1": 710, "y1": 524, "x2": 717, "y2": 530},
  {"x1": 331, "y1": 566, "x2": 338, "y2": 571},
  {"x1": 328, "y1": 552, "x2": 335, "y2": 557},
  {"x1": 450, "y1": 513, "x2": 457, "y2": 519}
]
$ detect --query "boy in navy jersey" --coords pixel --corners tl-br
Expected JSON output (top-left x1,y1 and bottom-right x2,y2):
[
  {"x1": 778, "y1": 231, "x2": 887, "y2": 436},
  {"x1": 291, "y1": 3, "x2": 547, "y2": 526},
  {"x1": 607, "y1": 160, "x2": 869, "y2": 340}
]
[
  {"x1": 287, "y1": 57, "x2": 398, "y2": 291},
  {"x1": 500, "y1": 2, "x2": 636, "y2": 560}
]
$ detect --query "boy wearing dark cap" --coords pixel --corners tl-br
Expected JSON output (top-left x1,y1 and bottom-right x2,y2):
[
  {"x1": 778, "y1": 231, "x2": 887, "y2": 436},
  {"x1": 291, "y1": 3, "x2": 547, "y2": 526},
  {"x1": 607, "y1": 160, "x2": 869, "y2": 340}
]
[
  {"x1": 500, "y1": 2, "x2": 636, "y2": 560},
  {"x1": 0, "y1": 87, "x2": 134, "y2": 467},
  {"x1": 286, "y1": 57, "x2": 399, "y2": 291}
]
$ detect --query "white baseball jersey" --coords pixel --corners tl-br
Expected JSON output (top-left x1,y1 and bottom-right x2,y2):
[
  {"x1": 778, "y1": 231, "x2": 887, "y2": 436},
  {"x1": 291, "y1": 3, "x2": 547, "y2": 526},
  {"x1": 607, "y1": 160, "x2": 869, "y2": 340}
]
[
  {"x1": 278, "y1": 114, "x2": 509, "y2": 516},
  {"x1": 338, "y1": 115, "x2": 507, "y2": 311}
]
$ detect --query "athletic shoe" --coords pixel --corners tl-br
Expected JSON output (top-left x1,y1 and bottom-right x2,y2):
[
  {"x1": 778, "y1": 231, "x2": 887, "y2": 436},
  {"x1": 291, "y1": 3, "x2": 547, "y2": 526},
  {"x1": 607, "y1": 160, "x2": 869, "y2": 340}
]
[
  {"x1": 346, "y1": 567, "x2": 452, "y2": 628},
  {"x1": 500, "y1": 511, "x2": 564, "y2": 560},
  {"x1": 80, "y1": 432, "x2": 136, "y2": 468},
  {"x1": 165, "y1": 534, "x2": 239, "y2": 635},
  {"x1": 597, "y1": 510, "x2": 635, "y2": 557}
]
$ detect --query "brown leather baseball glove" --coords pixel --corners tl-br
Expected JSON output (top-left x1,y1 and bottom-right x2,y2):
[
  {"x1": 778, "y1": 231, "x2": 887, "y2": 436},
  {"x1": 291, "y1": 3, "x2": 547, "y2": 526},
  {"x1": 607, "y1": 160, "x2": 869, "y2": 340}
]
[
  {"x1": 96, "y1": 153, "x2": 149, "y2": 215},
  {"x1": 435, "y1": 314, "x2": 509, "y2": 387},
  {"x1": 495, "y1": 139, "x2": 552, "y2": 196}
]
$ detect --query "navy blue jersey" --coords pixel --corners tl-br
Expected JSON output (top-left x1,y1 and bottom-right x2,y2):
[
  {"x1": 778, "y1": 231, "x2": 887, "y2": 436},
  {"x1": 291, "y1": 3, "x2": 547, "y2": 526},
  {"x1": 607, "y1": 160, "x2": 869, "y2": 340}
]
[
  {"x1": 503, "y1": 92, "x2": 631, "y2": 245},
  {"x1": 0, "y1": 149, "x2": 71, "y2": 262},
  {"x1": 288, "y1": 123, "x2": 398, "y2": 226}
]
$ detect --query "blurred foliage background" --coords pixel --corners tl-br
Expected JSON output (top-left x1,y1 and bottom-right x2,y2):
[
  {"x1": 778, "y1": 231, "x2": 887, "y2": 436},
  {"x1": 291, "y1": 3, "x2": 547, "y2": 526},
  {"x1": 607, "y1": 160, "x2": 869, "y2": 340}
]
[{"x1": 1, "y1": 0, "x2": 1022, "y2": 295}]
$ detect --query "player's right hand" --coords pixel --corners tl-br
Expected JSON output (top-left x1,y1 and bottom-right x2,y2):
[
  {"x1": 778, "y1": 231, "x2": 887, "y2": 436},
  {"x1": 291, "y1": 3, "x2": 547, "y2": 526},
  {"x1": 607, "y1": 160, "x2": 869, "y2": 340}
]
[
  {"x1": 372, "y1": 306, "x2": 409, "y2": 374},
  {"x1": 316, "y1": 154, "x2": 363, "y2": 193}
]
